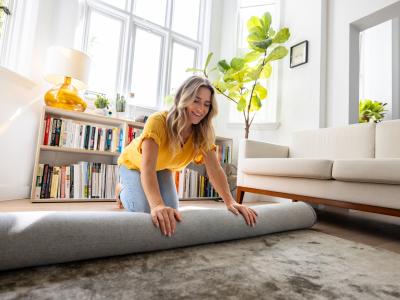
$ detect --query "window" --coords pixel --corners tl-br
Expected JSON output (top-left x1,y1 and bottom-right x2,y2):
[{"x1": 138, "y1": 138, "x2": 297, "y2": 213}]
[
  {"x1": 85, "y1": 9, "x2": 126, "y2": 96},
  {"x1": 81, "y1": 0, "x2": 209, "y2": 110},
  {"x1": 229, "y1": 0, "x2": 280, "y2": 125}
]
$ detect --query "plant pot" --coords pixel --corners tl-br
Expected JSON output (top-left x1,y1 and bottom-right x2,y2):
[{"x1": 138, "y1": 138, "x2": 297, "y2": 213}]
[{"x1": 93, "y1": 108, "x2": 108, "y2": 116}]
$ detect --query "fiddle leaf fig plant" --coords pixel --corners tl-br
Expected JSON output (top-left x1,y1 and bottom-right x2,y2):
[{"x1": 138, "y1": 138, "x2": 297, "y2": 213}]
[
  {"x1": 359, "y1": 99, "x2": 387, "y2": 123},
  {"x1": 191, "y1": 12, "x2": 290, "y2": 138}
]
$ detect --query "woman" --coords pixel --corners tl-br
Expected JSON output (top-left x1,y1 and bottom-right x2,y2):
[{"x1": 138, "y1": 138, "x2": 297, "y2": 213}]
[{"x1": 117, "y1": 75, "x2": 257, "y2": 237}]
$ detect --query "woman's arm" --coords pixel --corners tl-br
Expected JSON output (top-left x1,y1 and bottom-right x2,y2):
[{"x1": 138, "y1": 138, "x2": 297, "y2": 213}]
[
  {"x1": 203, "y1": 150, "x2": 257, "y2": 226},
  {"x1": 141, "y1": 139, "x2": 182, "y2": 236}
]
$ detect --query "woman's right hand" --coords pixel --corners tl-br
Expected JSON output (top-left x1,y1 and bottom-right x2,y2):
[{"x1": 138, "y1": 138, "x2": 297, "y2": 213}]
[{"x1": 151, "y1": 205, "x2": 182, "y2": 236}]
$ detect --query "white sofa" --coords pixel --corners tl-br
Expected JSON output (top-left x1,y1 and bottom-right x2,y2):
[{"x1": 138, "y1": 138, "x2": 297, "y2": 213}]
[{"x1": 237, "y1": 120, "x2": 400, "y2": 217}]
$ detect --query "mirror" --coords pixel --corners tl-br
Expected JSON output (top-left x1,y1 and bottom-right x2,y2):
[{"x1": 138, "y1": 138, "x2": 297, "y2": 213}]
[
  {"x1": 359, "y1": 19, "x2": 393, "y2": 121},
  {"x1": 349, "y1": 2, "x2": 400, "y2": 124}
]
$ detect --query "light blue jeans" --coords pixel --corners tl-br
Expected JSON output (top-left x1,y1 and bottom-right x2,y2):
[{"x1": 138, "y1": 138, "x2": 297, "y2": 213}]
[{"x1": 118, "y1": 165, "x2": 179, "y2": 213}]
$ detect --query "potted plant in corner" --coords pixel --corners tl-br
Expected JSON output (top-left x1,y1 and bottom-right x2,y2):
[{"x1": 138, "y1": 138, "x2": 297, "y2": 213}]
[
  {"x1": 188, "y1": 12, "x2": 290, "y2": 139},
  {"x1": 359, "y1": 99, "x2": 387, "y2": 123}
]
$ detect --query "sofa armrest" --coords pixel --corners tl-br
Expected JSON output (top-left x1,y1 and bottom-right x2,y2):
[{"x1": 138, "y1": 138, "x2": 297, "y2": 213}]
[
  {"x1": 238, "y1": 139, "x2": 289, "y2": 159},
  {"x1": 237, "y1": 139, "x2": 289, "y2": 187}
]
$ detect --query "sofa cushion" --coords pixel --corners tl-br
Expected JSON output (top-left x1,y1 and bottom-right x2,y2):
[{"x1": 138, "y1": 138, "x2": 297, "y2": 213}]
[
  {"x1": 332, "y1": 159, "x2": 400, "y2": 184},
  {"x1": 376, "y1": 119, "x2": 400, "y2": 158},
  {"x1": 290, "y1": 122, "x2": 375, "y2": 159},
  {"x1": 241, "y1": 158, "x2": 333, "y2": 179}
]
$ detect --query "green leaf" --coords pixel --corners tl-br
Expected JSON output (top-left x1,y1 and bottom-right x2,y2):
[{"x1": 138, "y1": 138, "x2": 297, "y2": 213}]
[
  {"x1": 266, "y1": 46, "x2": 288, "y2": 62},
  {"x1": 186, "y1": 67, "x2": 203, "y2": 73},
  {"x1": 237, "y1": 97, "x2": 247, "y2": 112},
  {"x1": 230, "y1": 57, "x2": 245, "y2": 70},
  {"x1": 246, "y1": 67, "x2": 259, "y2": 81},
  {"x1": 223, "y1": 69, "x2": 235, "y2": 82},
  {"x1": 251, "y1": 38, "x2": 272, "y2": 50},
  {"x1": 268, "y1": 27, "x2": 276, "y2": 38},
  {"x1": 244, "y1": 51, "x2": 262, "y2": 63},
  {"x1": 260, "y1": 63, "x2": 272, "y2": 78},
  {"x1": 260, "y1": 12, "x2": 272, "y2": 33},
  {"x1": 254, "y1": 83, "x2": 268, "y2": 100},
  {"x1": 250, "y1": 95, "x2": 262, "y2": 111},
  {"x1": 247, "y1": 31, "x2": 265, "y2": 44},
  {"x1": 217, "y1": 60, "x2": 230, "y2": 72},
  {"x1": 205, "y1": 52, "x2": 213, "y2": 69},
  {"x1": 247, "y1": 16, "x2": 263, "y2": 34},
  {"x1": 213, "y1": 80, "x2": 227, "y2": 93},
  {"x1": 228, "y1": 90, "x2": 240, "y2": 100},
  {"x1": 272, "y1": 28, "x2": 290, "y2": 43}
]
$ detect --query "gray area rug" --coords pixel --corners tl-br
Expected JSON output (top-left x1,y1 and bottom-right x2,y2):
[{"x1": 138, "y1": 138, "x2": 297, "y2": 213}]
[{"x1": 0, "y1": 230, "x2": 399, "y2": 300}]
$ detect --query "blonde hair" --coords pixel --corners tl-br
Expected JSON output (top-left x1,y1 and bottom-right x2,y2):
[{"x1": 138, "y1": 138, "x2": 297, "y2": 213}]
[{"x1": 166, "y1": 75, "x2": 218, "y2": 155}]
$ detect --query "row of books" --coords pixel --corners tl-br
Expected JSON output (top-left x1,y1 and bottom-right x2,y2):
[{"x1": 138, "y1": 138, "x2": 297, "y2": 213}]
[
  {"x1": 42, "y1": 115, "x2": 124, "y2": 153},
  {"x1": 174, "y1": 168, "x2": 219, "y2": 199},
  {"x1": 34, "y1": 162, "x2": 118, "y2": 199},
  {"x1": 127, "y1": 126, "x2": 143, "y2": 144},
  {"x1": 216, "y1": 144, "x2": 231, "y2": 164}
]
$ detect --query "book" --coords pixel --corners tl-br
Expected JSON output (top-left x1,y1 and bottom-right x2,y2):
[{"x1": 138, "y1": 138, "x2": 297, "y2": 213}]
[{"x1": 34, "y1": 164, "x2": 44, "y2": 199}]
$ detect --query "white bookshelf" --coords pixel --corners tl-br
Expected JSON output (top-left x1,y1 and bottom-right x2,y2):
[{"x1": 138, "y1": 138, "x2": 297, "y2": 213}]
[{"x1": 30, "y1": 106, "x2": 144, "y2": 203}]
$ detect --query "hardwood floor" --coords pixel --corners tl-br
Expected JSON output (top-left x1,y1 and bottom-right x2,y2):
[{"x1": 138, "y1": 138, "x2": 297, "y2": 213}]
[{"x1": 0, "y1": 199, "x2": 399, "y2": 254}]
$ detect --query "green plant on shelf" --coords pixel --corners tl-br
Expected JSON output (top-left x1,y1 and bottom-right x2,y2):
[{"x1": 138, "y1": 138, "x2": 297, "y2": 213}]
[
  {"x1": 94, "y1": 95, "x2": 110, "y2": 109},
  {"x1": 116, "y1": 93, "x2": 126, "y2": 112}
]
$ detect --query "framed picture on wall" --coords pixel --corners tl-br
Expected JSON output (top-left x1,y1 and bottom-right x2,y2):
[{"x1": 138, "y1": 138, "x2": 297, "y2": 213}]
[{"x1": 290, "y1": 40, "x2": 308, "y2": 68}]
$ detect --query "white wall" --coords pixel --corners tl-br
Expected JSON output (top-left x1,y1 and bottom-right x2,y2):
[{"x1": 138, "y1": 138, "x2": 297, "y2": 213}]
[
  {"x1": 0, "y1": 0, "x2": 82, "y2": 200},
  {"x1": 326, "y1": 0, "x2": 399, "y2": 127},
  {"x1": 0, "y1": 67, "x2": 44, "y2": 200}
]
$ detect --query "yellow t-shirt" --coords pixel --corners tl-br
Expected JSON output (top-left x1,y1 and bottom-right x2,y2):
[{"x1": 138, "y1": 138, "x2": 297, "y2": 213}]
[{"x1": 118, "y1": 111, "x2": 215, "y2": 171}]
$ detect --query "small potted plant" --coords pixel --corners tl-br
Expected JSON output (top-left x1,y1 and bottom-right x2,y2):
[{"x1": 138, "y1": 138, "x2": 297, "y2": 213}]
[
  {"x1": 359, "y1": 99, "x2": 387, "y2": 123},
  {"x1": 94, "y1": 95, "x2": 110, "y2": 116},
  {"x1": 115, "y1": 93, "x2": 127, "y2": 118}
]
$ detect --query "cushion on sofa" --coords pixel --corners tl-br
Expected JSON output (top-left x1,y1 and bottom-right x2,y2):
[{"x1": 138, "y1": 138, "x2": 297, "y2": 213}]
[
  {"x1": 289, "y1": 122, "x2": 375, "y2": 159},
  {"x1": 376, "y1": 119, "x2": 400, "y2": 158},
  {"x1": 332, "y1": 158, "x2": 400, "y2": 184},
  {"x1": 241, "y1": 158, "x2": 333, "y2": 179}
]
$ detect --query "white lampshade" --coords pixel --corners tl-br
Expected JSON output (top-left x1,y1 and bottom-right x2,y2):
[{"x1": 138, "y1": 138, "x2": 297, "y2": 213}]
[{"x1": 44, "y1": 46, "x2": 91, "y2": 90}]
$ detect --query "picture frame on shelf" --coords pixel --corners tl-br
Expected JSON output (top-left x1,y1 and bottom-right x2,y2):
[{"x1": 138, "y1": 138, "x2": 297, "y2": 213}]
[{"x1": 290, "y1": 40, "x2": 308, "y2": 68}]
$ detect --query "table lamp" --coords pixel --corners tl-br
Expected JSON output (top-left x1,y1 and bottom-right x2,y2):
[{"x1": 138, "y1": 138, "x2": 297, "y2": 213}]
[{"x1": 44, "y1": 46, "x2": 91, "y2": 112}]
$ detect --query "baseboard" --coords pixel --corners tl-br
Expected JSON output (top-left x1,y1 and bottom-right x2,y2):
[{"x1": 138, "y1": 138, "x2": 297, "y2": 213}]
[{"x1": 0, "y1": 185, "x2": 30, "y2": 201}]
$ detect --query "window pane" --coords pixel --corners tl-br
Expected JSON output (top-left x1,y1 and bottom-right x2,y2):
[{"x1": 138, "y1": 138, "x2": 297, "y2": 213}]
[
  {"x1": 130, "y1": 28, "x2": 162, "y2": 107},
  {"x1": 134, "y1": 0, "x2": 167, "y2": 26},
  {"x1": 86, "y1": 11, "x2": 123, "y2": 96},
  {"x1": 169, "y1": 42, "x2": 195, "y2": 94},
  {"x1": 172, "y1": 0, "x2": 200, "y2": 39}
]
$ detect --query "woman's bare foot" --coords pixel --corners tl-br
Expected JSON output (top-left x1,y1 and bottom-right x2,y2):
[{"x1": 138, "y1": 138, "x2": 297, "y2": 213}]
[{"x1": 115, "y1": 183, "x2": 124, "y2": 209}]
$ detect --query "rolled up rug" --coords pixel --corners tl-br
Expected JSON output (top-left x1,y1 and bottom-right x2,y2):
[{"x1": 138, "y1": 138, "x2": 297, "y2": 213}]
[{"x1": 0, "y1": 202, "x2": 316, "y2": 271}]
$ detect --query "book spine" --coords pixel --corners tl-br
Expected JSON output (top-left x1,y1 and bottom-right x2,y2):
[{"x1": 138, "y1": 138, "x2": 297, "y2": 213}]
[
  {"x1": 43, "y1": 116, "x2": 51, "y2": 145},
  {"x1": 46, "y1": 166, "x2": 53, "y2": 198},
  {"x1": 34, "y1": 164, "x2": 44, "y2": 199}
]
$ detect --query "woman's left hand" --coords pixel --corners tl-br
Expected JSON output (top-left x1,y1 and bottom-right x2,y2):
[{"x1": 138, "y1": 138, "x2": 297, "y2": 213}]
[{"x1": 227, "y1": 203, "x2": 258, "y2": 226}]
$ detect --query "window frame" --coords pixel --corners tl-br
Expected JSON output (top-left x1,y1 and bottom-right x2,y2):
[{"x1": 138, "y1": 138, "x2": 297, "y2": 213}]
[
  {"x1": 80, "y1": 0, "x2": 209, "y2": 111},
  {"x1": 228, "y1": 0, "x2": 281, "y2": 128}
]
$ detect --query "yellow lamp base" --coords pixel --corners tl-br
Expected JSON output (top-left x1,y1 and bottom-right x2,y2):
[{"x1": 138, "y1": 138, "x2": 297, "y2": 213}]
[{"x1": 44, "y1": 77, "x2": 87, "y2": 112}]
